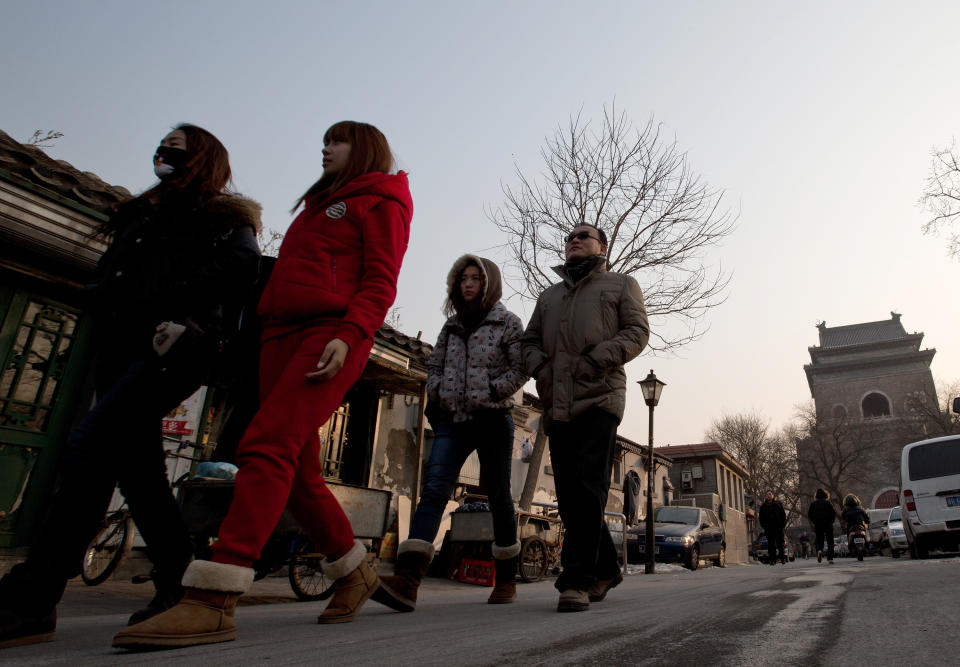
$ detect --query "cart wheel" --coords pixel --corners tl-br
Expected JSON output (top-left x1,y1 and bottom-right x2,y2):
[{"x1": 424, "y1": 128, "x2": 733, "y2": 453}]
[
  {"x1": 82, "y1": 512, "x2": 135, "y2": 586},
  {"x1": 520, "y1": 537, "x2": 548, "y2": 583},
  {"x1": 289, "y1": 541, "x2": 333, "y2": 601}
]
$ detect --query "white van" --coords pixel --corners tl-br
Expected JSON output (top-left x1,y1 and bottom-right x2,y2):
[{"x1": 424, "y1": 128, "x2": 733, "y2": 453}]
[{"x1": 900, "y1": 435, "x2": 960, "y2": 558}]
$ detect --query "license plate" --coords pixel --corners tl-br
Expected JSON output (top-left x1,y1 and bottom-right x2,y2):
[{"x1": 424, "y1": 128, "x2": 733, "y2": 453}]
[
  {"x1": 854, "y1": 537, "x2": 865, "y2": 544},
  {"x1": 947, "y1": 496, "x2": 960, "y2": 507},
  {"x1": 637, "y1": 545, "x2": 660, "y2": 554}
]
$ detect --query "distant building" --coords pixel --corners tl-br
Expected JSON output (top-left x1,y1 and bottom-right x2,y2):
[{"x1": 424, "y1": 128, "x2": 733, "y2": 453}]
[
  {"x1": 798, "y1": 313, "x2": 937, "y2": 512},
  {"x1": 655, "y1": 442, "x2": 750, "y2": 563}
]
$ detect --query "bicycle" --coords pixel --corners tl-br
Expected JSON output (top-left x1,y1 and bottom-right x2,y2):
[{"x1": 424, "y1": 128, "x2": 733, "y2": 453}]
[{"x1": 81, "y1": 503, "x2": 135, "y2": 586}]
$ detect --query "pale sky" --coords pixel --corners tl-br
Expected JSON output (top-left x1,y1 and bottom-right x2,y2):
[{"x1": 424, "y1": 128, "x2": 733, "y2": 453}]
[{"x1": 4, "y1": 0, "x2": 958, "y2": 447}]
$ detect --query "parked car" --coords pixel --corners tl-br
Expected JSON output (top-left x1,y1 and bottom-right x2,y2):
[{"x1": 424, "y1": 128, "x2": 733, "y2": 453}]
[
  {"x1": 886, "y1": 505, "x2": 907, "y2": 558},
  {"x1": 751, "y1": 532, "x2": 795, "y2": 563},
  {"x1": 834, "y1": 536, "x2": 849, "y2": 558},
  {"x1": 901, "y1": 434, "x2": 960, "y2": 558},
  {"x1": 626, "y1": 506, "x2": 725, "y2": 570},
  {"x1": 865, "y1": 508, "x2": 890, "y2": 555}
]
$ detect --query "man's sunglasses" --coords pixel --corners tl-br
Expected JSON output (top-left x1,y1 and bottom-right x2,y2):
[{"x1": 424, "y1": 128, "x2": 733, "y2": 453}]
[{"x1": 564, "y1": 231, "x2": 600, "y2": 244}]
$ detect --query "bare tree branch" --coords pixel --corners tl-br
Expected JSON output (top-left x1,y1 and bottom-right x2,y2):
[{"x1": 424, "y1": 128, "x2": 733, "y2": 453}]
[
  {"x1": 257, "y1": 227, "x2": 285, "y2": 258},
  {"x1": 24, "y1": 130, "x2": 64, "y2": 148},
  {"x1": 489, "y1": 103, "x2": 736, "y2": 352},
  {"x1": 707, "y1": 412, "x2": 800, "y2": 524},
  {"x1": 920, "y1": 139, "x2": 960, "y2": 257}
]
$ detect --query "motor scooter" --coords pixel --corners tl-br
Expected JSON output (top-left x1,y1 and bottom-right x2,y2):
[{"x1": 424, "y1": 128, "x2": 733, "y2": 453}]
[{"x1": 848, "y1": 524, "x2": 868, "y2": 561}]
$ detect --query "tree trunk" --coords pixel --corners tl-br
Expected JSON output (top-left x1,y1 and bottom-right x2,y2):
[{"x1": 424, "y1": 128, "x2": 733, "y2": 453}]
[{"x1": 518, "y1": 419, "x2": 548, "y2": 511}]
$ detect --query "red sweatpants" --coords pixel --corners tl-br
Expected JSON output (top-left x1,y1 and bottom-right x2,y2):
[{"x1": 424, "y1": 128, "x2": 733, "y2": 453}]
[{"x1": 212, "y1": 324, "x2": 373, "y2": 567}]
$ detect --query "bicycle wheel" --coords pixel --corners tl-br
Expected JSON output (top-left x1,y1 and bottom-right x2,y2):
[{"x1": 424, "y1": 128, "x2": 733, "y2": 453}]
[
  {"x1": 81, "y1": 512, "x2": 135, "y2": 586},
  {"x1": 289, "y1": 541, "x2": 333, "y2": 601},
  {"x1": 520, "y1": 537, "x2": 548, "y2": 583}
]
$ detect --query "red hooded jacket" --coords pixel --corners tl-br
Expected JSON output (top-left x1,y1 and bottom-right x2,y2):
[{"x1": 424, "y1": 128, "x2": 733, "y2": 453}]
[{"x1": 258, "y1": 171, "x2": 412, "y2": 350}]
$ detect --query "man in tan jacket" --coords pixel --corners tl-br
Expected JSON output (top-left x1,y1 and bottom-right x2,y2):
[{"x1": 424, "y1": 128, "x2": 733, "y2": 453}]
[{"x1": 522, "y1": 224, "x2": 649, "y2": 612}]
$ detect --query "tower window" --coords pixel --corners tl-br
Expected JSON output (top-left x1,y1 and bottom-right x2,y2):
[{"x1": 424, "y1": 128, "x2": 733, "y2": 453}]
[{"x1": 862, "y1": 392, "x2": 890, "y2": 418}]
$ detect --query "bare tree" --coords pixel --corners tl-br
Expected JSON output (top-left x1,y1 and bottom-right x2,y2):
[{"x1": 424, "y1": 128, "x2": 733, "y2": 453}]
[
  {"x1": 920, "y1": 139, "x2": 960, "y2": 257},
  {"x1": 903, "y1": 380, "x2": 960, "y2": 438},
  {"x1": 793, "y1": 402, "x2": 897, "y2": 511},
  {"x1": 384, "y1": 307, "x2": 403, "y2": 330},
  {"x1": 257, "y1": 227, "x2": 285, "y2": 258},
  {"x1": 490, "y1": 103, "x2": 736, "y2": 352},
  {"x1": 706, "y1": 413, "x2": 799, "y2": 522},
  {"x1": 24, "y1": 130, "x2": 64, "y2": 148}
]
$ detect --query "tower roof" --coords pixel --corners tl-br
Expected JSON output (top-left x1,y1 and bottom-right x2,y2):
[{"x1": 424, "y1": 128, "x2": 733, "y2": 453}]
[{"x1": 815, "y1": 312, "x2": 908, "y2": 349}]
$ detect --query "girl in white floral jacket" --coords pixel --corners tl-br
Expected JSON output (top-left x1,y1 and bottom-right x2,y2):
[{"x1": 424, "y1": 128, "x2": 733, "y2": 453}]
[{"x1": 374, "y1": 254, "x2": 527, "y2": 611}]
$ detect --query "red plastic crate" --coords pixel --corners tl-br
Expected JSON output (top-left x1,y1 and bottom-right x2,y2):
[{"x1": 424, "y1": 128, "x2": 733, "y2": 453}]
[{"x1": 457, "y1": 558, "x2": 495, "y2": 586}]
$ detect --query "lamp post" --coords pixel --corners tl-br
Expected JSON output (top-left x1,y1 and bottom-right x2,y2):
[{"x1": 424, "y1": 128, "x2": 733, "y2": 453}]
[{"x1": 638, "y1": 370, "x2": 665, "y2": 575}]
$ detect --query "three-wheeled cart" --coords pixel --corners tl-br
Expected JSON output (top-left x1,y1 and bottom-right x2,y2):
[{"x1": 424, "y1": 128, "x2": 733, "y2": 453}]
[
  {"x1": 174, "y1": 478, "x2": 391, "y2": 600},
  {"x1": 447, "y1": 507, "x2": 563, "y2": 583}
]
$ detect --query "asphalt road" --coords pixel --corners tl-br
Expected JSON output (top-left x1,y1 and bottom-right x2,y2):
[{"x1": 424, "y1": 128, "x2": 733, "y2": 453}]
[{"x1": 2, "y1": 555, "x2": 956, "y2": 666}]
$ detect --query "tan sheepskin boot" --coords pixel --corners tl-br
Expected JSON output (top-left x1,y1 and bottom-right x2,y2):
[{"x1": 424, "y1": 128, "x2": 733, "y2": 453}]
[
  {"x1": 372, "y1": 539, "x2": 434, "y2": 612},
  {"x1": 487, "y1": 542, "x2": 520, "y2": 604},
  {"x1": 317, "y1": 541, "x2": 379, "y2": 624},
  {"x1": 112, "y1": 560, "x2": 253, "y2": 650}
]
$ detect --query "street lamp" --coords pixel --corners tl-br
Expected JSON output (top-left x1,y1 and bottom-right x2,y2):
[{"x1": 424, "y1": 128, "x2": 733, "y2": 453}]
[{"x1": 637, "y1": 370, "x2": 665, "y2": 575}]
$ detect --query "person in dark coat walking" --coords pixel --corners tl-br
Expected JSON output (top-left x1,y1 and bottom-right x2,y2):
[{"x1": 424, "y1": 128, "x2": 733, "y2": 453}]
[
  {"x1": 0, "y1": 124, "x2": 262, "y2": 650},
  {"x1": 758, "y1": 490, "x2": 787, "y2": 564},
  {"x1": 807, "y1": 488, "x2": 838, "y2": 563}
]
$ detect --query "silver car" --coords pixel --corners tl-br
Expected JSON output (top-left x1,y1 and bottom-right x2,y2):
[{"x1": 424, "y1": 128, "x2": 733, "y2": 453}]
[{"x1": 887, "y1": 505, "x2": 908, "y2": 558}]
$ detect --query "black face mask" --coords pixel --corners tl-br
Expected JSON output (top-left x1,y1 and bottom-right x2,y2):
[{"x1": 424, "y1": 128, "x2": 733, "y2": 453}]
[{"x1": 153, "y1": 145, "x2": 188, "y2": 179}]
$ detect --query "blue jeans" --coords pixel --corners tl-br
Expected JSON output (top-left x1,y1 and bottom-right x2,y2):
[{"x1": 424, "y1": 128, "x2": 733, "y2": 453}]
[{"x1": 410, "y1": 410, "x2": 517, "y2": 549}]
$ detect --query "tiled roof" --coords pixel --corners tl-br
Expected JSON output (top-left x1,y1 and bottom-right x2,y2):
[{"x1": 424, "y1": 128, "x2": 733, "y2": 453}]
[
  {"x1": 815, "y1": 313, "x2": 909, "y2": 349},
  {"x1": 656, "y1": 442, "x2": 723, "y2": 456},
  {"x1": 656, "y1": 441, "x2": 748, "y2": 477},
  {"x1": 0, "y1": 129, "x2": 131, "y2": 212},
  {"x1": 376, "y1": 324, "x2": 433, "y2": 362}
]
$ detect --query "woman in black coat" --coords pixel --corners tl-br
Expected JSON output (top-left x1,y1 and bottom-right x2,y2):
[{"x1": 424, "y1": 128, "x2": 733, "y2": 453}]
[{"x1": 0, "y1": 124, "x2": 261, "y2": 649}]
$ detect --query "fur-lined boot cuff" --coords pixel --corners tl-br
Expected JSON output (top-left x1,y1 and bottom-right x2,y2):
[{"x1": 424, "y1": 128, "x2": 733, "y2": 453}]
[
  {"x1": 320, "y1": 540, "x2": 367, "y2": 581},
  {"x1": 396, "y1": 538, "x2": 436, "y2": 561},
  {"x1": 491, "y1": 541, "x2": 521, "y2": 560},
  {"x1": 181, "y1": 560, "x2": 254, "y2": 594}
]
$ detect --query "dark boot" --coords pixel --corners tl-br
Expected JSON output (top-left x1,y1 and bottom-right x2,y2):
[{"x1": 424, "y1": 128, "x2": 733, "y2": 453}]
[
  {"x1": 127, "y1": 564, "x2": 188, "y2": 626},
  {"x1": 317, "y1": 542, "x2": 379, "y2": 624},
  {"x1": 487, "y1": 542, "x2": 520, "y2": 604},
  {"x1": 0, "y1": 562, "x2": 66, "y2": 649},
  {"x1": 371, "y1": 539, "x2": 434, "y2": 612},
  {"x1": 113, "y1": 560, "x2": 253, "y2": 649}
]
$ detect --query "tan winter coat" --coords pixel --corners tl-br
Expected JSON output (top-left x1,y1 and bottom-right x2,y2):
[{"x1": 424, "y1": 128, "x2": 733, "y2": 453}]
[{"x1": 522, "y1": 259, "x2": 649, "y2": 427}]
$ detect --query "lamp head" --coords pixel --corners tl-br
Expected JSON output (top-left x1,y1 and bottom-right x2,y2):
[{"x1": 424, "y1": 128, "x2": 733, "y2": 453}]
[{"x1": 638, "y1": 369, "x2": 666, "y2": 407}]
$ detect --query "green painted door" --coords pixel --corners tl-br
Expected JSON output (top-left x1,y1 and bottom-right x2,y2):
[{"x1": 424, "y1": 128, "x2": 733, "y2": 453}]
[{"x1": 0, "y1": 285, "x2": 92, "y2": 548}]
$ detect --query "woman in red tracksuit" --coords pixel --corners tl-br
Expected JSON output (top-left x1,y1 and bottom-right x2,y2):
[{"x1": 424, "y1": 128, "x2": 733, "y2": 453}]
[{"x1": 115, "y1": 121, "x2": 413, "y2": 649}]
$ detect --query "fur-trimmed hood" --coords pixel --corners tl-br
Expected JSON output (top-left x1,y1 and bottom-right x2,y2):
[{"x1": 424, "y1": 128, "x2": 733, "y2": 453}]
[
  {"x1": 443, "y1": 254, "x2": 503, "y2": 317},
  {"x1": 204, "y1": 194, "x2": 263, "y2": 233}
]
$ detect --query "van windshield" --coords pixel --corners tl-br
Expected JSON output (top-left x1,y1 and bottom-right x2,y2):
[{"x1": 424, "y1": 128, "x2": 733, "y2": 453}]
[
  {"x1": 908, "y1": 438, "x2": 960, "y2": 480},
  {"x1": 889, "y1": 506, "x2": 901, "y2": 522}
]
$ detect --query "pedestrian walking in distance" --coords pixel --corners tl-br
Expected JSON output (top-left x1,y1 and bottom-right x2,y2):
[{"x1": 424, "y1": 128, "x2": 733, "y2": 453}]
[
  {"x1": 521, "y1": 223, "x2": 649, "y2": 612},
  {"x1": 375, "y1": 255, "x2": 528, "y2": 610},
  {"x1": 114, "y1": 121, "x2": 413, "y2": 649},
  {"x1": 807, "y1": 488, "x2": 838, "y2": 563},
  {"x1": 0, "y1": 125, "x2": 262, "y2": 649},
  {"x1": 759, "y1": 490, "x2": 788, "y2": 564}
]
